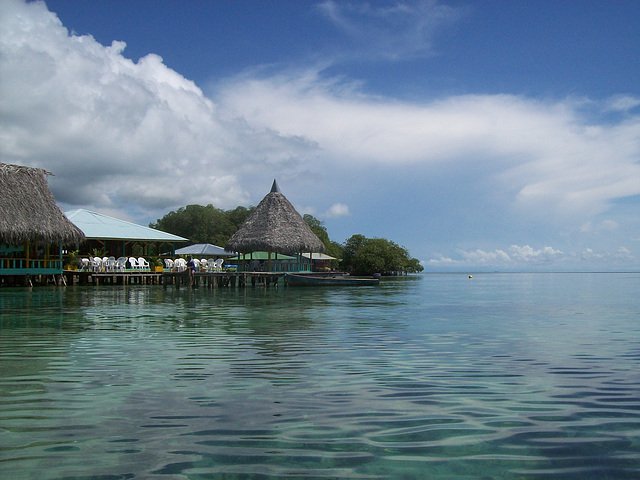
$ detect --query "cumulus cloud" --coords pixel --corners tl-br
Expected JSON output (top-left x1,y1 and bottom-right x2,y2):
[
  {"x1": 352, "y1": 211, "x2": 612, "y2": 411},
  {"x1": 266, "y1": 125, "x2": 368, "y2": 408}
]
[
  {"x1": 427, "y1": 256, "x2": 458, "y2": 266},
  {"x1": 0, "y1": 0, "x2": 319, "y2": 219},
  {"x1": 324, "y1": 203, "x2": 351, "y2": 218},
  {"x1": 427, "y1": 244, "x2": 563, "y2": 268},
  {"x1": 298, "y1": 202, "x2": 350, "y2": 220},
  {"x1": 579, "y1": 247, "x2": 635, "y2": 264},
  {"x1": 508, "y1": 245, "x2": 563, "y2": 262},
  {"x1": 462, "y1": 245, "x2": 563, "y2": 265},
  {"x1": 2, "y1": 0, "x2": 640, "y2": 269},
  {"x1": 426, "y1": 244, "x2": 638, "y2": 270},
  {"x1": 615, "y1": 246, "x2": 635, "y2": 260}
]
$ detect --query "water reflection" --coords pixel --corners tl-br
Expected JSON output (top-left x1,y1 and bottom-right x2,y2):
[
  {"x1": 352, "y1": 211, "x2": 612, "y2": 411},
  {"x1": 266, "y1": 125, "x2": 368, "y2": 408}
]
[{"x1": 1, "y1": 275, "x2": 640, "y2": 479}]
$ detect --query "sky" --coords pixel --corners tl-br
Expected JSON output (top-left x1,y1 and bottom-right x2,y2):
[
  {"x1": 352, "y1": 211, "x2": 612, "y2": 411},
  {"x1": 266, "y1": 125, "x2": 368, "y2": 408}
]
[{"x1": 2, "y1": 0, "x2": 640, "y2": 271}]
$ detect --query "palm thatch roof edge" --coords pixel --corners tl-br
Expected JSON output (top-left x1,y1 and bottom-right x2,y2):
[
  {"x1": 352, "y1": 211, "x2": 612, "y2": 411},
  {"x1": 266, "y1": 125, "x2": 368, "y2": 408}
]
[{"x1": 0, "y1": 163, "x2": 86, "y2": 246}]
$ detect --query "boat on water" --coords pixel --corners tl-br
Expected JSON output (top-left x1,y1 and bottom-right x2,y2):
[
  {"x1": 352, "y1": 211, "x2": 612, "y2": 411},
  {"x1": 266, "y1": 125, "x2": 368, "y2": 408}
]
[{"x1": 284, "y1": 273, "x2": 380, "y2": 286}]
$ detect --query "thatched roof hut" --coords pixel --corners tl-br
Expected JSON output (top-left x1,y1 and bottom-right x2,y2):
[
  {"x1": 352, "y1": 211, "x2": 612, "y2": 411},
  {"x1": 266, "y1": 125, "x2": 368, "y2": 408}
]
[
  {"x1": 225, "y1": 180, "x2": 325, "y2": 255},
  {"x1": 0, "y1": 163, "x2": 85, "y2": 246}
]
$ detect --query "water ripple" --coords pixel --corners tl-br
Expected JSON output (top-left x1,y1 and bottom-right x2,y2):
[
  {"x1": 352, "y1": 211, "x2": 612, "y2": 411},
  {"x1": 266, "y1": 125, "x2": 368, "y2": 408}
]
[{"x1": 2, "y1": 277, "x2": 640, "y2": 479}]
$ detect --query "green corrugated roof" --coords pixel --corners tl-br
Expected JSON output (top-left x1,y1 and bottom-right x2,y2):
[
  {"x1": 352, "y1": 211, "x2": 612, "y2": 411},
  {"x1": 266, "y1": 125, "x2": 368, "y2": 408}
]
[{"x1": 65, "y1": 209, "x2": 187, "y2": 242}]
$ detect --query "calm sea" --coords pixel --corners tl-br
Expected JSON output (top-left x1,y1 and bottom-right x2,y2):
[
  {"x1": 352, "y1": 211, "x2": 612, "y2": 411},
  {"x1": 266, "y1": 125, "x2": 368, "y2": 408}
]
[{"x1": 1, "y1": 273, "x2": 639, "y2": 480}]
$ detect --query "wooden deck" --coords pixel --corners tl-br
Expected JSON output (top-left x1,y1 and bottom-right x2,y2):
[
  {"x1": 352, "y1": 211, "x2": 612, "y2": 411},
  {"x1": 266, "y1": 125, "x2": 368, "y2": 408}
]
[
  {"x1": 163, "y1": 271, "x2": 284, "y2": 288},
  {"x1": 63, "y1": 270, "x2": 162, "y2": 286},
  {"x1": 62, "y1": 270, "x2": 286, "y2": 288}
]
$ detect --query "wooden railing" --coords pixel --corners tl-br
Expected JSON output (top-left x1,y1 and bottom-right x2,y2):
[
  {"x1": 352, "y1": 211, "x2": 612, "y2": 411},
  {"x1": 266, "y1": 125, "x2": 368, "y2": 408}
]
[{"x1": 0, "y1": 257, "x2": 63, "y2": 272}]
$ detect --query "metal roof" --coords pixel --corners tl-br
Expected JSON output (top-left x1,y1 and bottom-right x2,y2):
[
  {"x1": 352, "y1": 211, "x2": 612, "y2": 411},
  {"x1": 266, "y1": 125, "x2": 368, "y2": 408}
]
[
  {"x1": 302, "y1": 252, "x2": 339, "y2": 261},
  {"x1": 174, "y1": 243, "x2": 235, "y2": 256},
  {"x1": 65, "y1": 209, "x2": 187, "y2": 242}
]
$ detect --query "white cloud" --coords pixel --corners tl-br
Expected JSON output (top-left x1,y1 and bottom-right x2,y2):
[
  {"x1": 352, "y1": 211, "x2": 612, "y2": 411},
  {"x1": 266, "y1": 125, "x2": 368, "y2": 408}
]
[
  {"x1": 324, "y1": 203, "x2": 351, "y2": 218},
  {"x1": 580, "y1": 219, "x2": 620, "y2": 233},
  {"x1": 605, "y1": 95, "x2": 640, "y2": 112},
  {"x1": 218, "y1": 70, "x2": 640, "y2": 223},
  {"x1": 316, "y1": 0, "x2": 464, "y2": 61},
  {"x1": 615, "y1": 246, "x2": 635, "y2": 261},
  {"x1": 427, "y1": 256, "x2": 458, "y2": 266},
  {"x1": 426, "y1": 244, "x2": 637, "y2": 270},
  {"x1": 427, "y1": 244, "x2": 563, "y2": 268},
  {"x1": 508, "y1": 245, "x2": 563, "y2": 262},
  {"x1": 579, "y1": 246, "x2": 635, "y2": 264},
  {"x1": 0, "y1": 0, "x2": 319, "y2": 219},
  {"x1": 298, "y1": 202, "x2": 350, "y2": 220},
  {"x1": 580, "y1": 248, "x2": 603, "y2": 260},
  {"x1": 460, "y1": 248, "x2": 511, "y2": 265},
  {"x1": 2, "y1": 0, "x2": 640, "y2": 270}
]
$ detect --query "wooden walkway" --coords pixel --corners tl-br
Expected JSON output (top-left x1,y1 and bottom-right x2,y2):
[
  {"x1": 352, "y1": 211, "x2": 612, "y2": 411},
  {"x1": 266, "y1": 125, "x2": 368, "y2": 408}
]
[
  {"x1": 163, "y1": 271, "x2": 284, "y2": 288},
  {"x1": 63, "y1": 270, "x2": 285, "y2": 288},
  {"x1": 64, "y1": 270, "x2": 163, "y2": 286}
]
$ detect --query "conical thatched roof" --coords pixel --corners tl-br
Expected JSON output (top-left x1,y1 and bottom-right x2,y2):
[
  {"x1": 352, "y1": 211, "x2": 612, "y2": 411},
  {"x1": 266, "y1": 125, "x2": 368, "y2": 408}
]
[
  {"x1": 0, "y1": 163, "x2": 85, "y2": 246},
  {"x1": 225, "y1": 180, "x2": 325, "y2": 255}
]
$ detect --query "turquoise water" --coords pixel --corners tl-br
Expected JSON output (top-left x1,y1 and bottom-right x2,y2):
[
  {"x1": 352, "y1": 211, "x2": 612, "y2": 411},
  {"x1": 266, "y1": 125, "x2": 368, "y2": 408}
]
[{"x1": 1, "y1": 273, "x2": 639, "y2": 479}]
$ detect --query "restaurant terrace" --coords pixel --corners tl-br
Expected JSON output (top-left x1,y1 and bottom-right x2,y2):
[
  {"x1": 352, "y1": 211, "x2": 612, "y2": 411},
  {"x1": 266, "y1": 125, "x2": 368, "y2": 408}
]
[
  {"x1": 65, "y1": 209, "x2": 187, "y2": 260},
  {"x1": 0, "y1": 163, "x2": 85, "y2": 285}
]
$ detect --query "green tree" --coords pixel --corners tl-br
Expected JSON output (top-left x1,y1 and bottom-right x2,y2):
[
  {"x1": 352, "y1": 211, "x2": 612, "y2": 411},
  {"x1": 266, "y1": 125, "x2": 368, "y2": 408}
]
[
  {"x1": 342, "y1": 234, "x2": 367, "y2": 268},
  {"x1": 324, "y1": 240, "x2": 344, "y2": 262},
  {"x1": 227, "y1": 206, "x2": 253, "y2": 231},
  {"x1": 303, "y1": 214, "x2": 344, "y2": 266},
  {"x1": 341, "y1": 234, "x2": 423, "y2": 275},
  {"x1": 151, "y1": 204, "x2": 253, "y2": 246},
  {"x1": 303, "y1": 214, "x2": 330, "y2": 245}
]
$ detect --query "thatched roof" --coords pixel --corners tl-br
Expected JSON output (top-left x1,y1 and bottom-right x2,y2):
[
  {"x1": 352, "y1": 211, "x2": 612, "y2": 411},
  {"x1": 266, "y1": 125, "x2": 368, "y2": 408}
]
[
  {"x1": 0, "y1": 163, "x2": 85, "y2": 246},
  {"x1": 225, "y1": 180, "x2": 325, "y2": 255}
]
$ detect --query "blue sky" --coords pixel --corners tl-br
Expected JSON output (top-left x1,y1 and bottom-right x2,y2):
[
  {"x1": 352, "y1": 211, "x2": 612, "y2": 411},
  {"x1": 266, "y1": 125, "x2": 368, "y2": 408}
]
[{"x1": 2, "y1": 0, "x2": 640, "y2": 270}]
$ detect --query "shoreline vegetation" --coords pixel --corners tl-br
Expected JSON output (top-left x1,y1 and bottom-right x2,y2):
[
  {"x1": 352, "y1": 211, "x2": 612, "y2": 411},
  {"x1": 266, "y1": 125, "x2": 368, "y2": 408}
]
[{"x1": 151, "y1": 204, "x2": 423, "y2": 276}]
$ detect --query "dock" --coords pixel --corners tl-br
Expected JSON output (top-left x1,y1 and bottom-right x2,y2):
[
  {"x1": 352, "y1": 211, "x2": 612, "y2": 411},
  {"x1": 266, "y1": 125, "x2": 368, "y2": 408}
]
[
  {"x1": 163, "y1": 271, "x2": 283, "y2": 288},
  {"x1": 63, "y1": 270, "x2": 286, "y2": 288}
]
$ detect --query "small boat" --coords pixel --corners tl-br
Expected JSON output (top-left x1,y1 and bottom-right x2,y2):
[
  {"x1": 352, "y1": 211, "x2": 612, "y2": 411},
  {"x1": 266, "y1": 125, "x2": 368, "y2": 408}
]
[{"x1": 284, "y1": 273, "x2": 380, "y2": 286}]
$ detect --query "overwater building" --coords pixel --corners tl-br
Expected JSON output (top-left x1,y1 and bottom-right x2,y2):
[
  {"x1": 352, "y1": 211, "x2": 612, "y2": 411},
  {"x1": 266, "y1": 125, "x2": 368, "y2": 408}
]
[{"x1": 0, "y1": 163, "x2": 85, "y2": 285}]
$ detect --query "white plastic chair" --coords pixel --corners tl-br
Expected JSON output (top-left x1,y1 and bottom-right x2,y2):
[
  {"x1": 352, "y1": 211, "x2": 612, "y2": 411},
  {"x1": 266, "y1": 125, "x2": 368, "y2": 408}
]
[
  {"x1": 92, "y1": 257, "x2": 102, "y2": 272},
  {"x1": 214, "y1": 258, "x2": 224, "y2": 272},
  {"x1": 104, "y1": 257, "x2": 116, "y2": 272},
  {"x1": 138, "y1": 257, "x2": 150, "y2": 271},
  {"x1": 128, "y1": 257, "x2": 139, "y2": 270},
  {"x1": 200, "y1": 259, "x2": 208, "y2": 271},
  {"x1": 80, "y1": 258, "x2": 90, "y2": 271},
  {"x1": 164, "y1": 259, "x2": 174, "y2": 269},
  {"x1": 115, "y1": 257, "x2": 127, "y2": 271},
  {"x1": 174, "y1": 258, "x2": 186, "y2": 272}
]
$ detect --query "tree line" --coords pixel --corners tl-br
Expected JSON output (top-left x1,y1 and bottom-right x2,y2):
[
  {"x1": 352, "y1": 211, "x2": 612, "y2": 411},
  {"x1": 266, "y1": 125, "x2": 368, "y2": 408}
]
[
  {"x1": 150, "y1": 205, "x2": 254, "y2": 248},
  {"x1": 151, "y1": 204, "x2": 423, "y2": 275}
]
